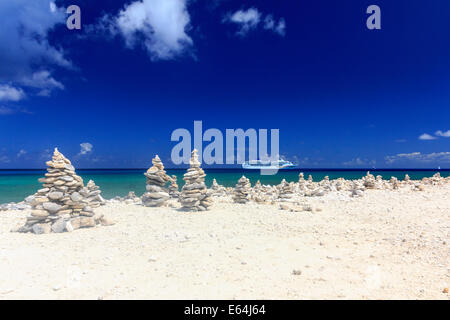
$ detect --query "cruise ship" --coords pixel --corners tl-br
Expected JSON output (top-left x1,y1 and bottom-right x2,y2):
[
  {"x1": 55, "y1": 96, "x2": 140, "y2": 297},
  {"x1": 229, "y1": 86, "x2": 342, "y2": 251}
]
[{"x1": 242, "y1": 159, "x2": 296, "y2": 170}]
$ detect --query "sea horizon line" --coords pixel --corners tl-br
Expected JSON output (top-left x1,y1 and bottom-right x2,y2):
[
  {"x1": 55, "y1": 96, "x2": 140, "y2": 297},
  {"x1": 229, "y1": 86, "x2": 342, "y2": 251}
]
[{"x1": 0, "y1": 168, "x2": 449, "y2": 171}]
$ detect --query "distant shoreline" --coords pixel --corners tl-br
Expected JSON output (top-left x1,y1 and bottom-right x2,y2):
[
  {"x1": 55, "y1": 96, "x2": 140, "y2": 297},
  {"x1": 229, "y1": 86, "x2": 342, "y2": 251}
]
[{"x1": 0, "y1": 168, "x2": 449, "y2": 172}]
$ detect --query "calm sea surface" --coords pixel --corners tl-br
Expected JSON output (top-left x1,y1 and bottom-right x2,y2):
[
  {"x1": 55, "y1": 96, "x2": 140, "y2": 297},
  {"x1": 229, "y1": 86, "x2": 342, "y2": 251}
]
[{"x1": 0, "y1": 169, "x2": 448, "y2": 204}]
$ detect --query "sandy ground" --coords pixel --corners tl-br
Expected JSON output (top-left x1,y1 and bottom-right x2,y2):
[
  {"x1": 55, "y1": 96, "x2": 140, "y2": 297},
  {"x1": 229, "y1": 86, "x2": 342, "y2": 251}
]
[{"x1": 0, "y1": 185, "x2": 449, "y2": 300}]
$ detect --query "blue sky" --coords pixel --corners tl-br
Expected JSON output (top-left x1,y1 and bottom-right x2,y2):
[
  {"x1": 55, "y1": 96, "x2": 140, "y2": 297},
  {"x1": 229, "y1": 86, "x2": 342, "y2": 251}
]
[{"x1": 0, "y1": 0, "x2": 449, "y2": 169}]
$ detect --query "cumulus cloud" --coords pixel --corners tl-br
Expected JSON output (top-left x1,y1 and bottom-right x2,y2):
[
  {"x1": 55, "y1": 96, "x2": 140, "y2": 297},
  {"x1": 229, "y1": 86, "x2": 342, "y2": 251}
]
[
  {"x1": 40, "y1": 148, "x2": 52, "y2": 160},
  {"x1": 224, "y1": 8, "x2": 261, "y2": 36},
  {"x1": 0, "y1": 106, "x2": 16, "y2": 116},
  {"x1": 79, "y1": 142, "x2": 93, "y2": 155},
  {"x1": 342, "y1": 158, "x2": 376, "y2": 167},
  {"x1": 263, "y1": 15, "x2": 286, "y2": 36},
  {"x1": 20, "y1": 70, "x2": 64, "y2": 96},
  {"x1": 0, "y1": 106, "x2": 32, "y2": 116},
  {"x1": 223, "y1": 8, "x2": 286, "y2": 37},
  {"x1": 0, "y1": 155, "x2": 10, "y2": 163},
  {"x1": 96, "y1": 0, "x2": 193, "y2": 61},
  {"x1": 385, "y1": 152, "x2": 450, "y2": 164},
  {"x1": 0, "y1": 1, "x2": 70, "y2": 97},
  {"x1": 0, "y1": 85, "x2": 25, "y2": 101},
  {"x1": 418, "y1": 133, "x2": 438, "y2": 140},
  {"x1": 435, "y1": 130, "x2": 450, "y2": 138},
  {"x1": 17, "y1": 149, "x2": 27, "y2": 158}
]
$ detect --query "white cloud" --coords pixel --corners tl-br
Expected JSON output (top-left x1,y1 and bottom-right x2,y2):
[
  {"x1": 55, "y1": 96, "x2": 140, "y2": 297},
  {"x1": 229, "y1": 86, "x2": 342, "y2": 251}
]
[
  {"x1": 79, "y1": 143, "x2": 93, "y2": 155},
  {"x1": 17, "y1": 149, "x2": 27, "y2": 158},
  {"x1": 0, "y1": 85, "x2": 25, "y2": 101},
  {"x1": 20, "y1": 71, "x2": 64, "y2": 96},
  {"x1": 385, "y1": 152, "x2": 450, "y2": 164},
  {"x1": 263, "y1": 15, "x2": 286, "y2": 36},
  {"x1": 0, "y1": 106, "x2": 32, "y2": 116},
  {"x1": 40, "y1": 149, "x2": 52, "y2": 160},
  {"x1": 343, "y1": 158, "x2": 376, "y2": 167},
  {"x1": 224, "y1": 8, "x2": 286, "y2": 37},
  {"x1": 0, "y1": 1, "x2": 71, "y2": 97},
  {"x1": 0, "y1": 155, "x2": 10, "y2": 163},
  {"x1": 0, "y1": 106, "x2": 15, "y2": 115},
  {"x1": 100, "y1": 0, "x2": 193, "y2": 61},
  {"x1": 224, "y1": 8, "x2": 261, "y2": 36},
  {"x1": 435, "y1": 130, "x2": 450, "y2": 138},
  {"x1": 418, "y1": 133, "x2": 438, "y2": 140}
]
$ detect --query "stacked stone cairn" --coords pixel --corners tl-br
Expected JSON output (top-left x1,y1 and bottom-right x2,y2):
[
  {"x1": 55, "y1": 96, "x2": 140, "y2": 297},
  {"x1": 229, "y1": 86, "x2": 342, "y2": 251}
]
[
  {"x1": 81, "y1": 180, "x2": 105, "y2": 208},
  {"x1": 278, "y1": 179, "x2": 294, "y2": 202},
  {"x1": 350, "y1": 181, "x2": 365, "y2": 198},
  {"x1": 251, "y1": 180, "x2": 264, "y2": 203},
  {"x1": 298, "y1": 173, "x2": 306, "y2": 191},
  {"x1": 375, "y1": 175, "x2": 384, "y2": 189},
  {"x1": 425, "y1": 173, "x2": 446, "y2": 186},
  {"x1": 334, "y1": 178, "x2": 347, "y2": 191},
  {"x1": 390, "y1": 177, "x2": 399, "y2": 190},
  {"x1": 179, "y1": 149, "x2": 213, "y2": 211},
  {"x1": 412, "y1": 183, "x2": 425, "y2": 192},
  {"x1": 362, "y1": 171, "x2": 376, "y2": 189},
  {"x1": 16, "y1": 148, "x2": 100, "y2": 234},
  {"x1": 305, "y1": 175, "x2": 315, "y2": 191},
  {"x1": 233, "y1": 176, "x2": 251, "y2": 204},
  {"x1": 142, "y1": 155, "x2": 171, "y2": 207},
  {"x1": 210, "y1": 178, "x2": 227, "y2": 197},
  {"x1": 168, "y1": 175, "x2": 180, "y2": 199},
  {"x1": 320, "y1": 176, "x2": 330, "y2": 186},
  {"x1": 124, "y1": 191, "x2": 142, "y2": 205}
]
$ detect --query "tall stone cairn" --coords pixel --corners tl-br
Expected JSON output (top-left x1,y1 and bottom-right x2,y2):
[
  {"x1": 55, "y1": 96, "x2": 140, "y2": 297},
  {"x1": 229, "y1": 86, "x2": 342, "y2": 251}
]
[
  {"x1": 179, "y1": 149, "x2": 212, "y2": 211},
  {"x1": 17, "y1": 148, "x2": 96, "y2": 234},
  {"x1": 142, "y1": 155, "x2": 171, "y2": 207},
  {"x1": 233, "y1": 176, "x2": 251, "y2": 204},
  {"x1": 168, "y1": 175, "x2": 180, "y2": 199}
]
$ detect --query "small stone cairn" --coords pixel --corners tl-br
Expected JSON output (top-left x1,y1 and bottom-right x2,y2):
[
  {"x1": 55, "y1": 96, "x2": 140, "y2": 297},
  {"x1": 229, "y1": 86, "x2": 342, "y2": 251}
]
[
  {"x1": 298, "y1": 173, "x2": 306, "y2": 191},
  {"x1": 233, "y1": 176, "x2": 251, "y2": 204},
  {"x1": 350, "y1": 181, "x2": 365, "y2": 197},
  {"x1": 16, "y1": 148, "x2": 100, "y2": 234},
  {"x1": 81, "y1": 180, "x2": 105, "y2": 208},
  {"x1": 390, "y1": 177, "x2": 399, "y2": 190},
  {"x1": 124, "y1": 191, "x2": 142, "y2": 205},
  {"x1": 168, "y1": 175, "x2": 180, "y2": 199},
  {"x1": 179, "y1": 149, "x2": 213, "y2": 211},
  {"x1": 210, "y1": 178, "x2": 226, "y2": 197},
  {"x1": 362, "y1": 171, "x2": 376, "y2": 189},
  {"x1": 320, "y1": 176, "x2": 330, "y2": 186},
  {"x1": 142, "y1": 155, "x2": 171, "y2": 207},
  {"x1": 251, "y1": 180, "x2": 264, "y2": 203},
  {"x1": 404, "y1": 174, "x2": 411, "y2": 183},
  {"x1": 306, "y1": 175, "x2": 314, "y2": 190},
  {"x1": 278, "y1": 179, "x2": 294, "y2": 202},
  {"x1": 334, "y1": 178, "x2": 347, "y2": 191}
]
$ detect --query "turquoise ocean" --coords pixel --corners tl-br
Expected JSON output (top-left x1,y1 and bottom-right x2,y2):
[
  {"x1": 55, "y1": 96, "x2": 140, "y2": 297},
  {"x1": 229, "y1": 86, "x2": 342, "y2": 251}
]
[{"x1": 0, "y1": 169, "x2": 449, "y2": 204}]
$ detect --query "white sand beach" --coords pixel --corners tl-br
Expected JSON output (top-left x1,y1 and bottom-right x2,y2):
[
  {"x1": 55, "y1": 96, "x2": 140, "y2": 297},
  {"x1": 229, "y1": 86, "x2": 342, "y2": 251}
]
[{"x1": 1, "y1": 183, "x2": 449, "y2": 300}]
